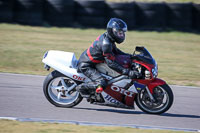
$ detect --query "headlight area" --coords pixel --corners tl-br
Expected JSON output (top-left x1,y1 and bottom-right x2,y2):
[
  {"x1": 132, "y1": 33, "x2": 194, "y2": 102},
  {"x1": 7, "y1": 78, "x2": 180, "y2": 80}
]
[{"x1": 152, "y1": 63, "x2": 158, "y2": 78}]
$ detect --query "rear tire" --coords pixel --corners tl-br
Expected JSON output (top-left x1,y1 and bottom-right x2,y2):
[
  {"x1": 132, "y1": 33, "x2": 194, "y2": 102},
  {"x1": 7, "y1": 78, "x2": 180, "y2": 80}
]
[
  {"x1": 43, "y1": 70, "x2": 83, "y2": 108},
  {"x1": 136, "y1": 84, "x2": 174, "y2": 114}
]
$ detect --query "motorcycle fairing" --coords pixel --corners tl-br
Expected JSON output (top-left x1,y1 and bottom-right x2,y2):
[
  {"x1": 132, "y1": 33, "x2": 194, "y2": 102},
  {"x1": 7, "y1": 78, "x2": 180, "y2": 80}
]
[
  {"x1": 102, "y1": 81, "x2": 146, "y2": 108},
  {"x1": 101, "y1": 91, "x2": 130, "y2": 108},
  {"x1": 102, "y1": 84, "x2": 135, "y2": 108},
  {"x1": 133, "y1": 81, "x2": 146, "y2": 92},
  {"x1": 42, "y1": 50, "x2": 90, "y2": 82}
]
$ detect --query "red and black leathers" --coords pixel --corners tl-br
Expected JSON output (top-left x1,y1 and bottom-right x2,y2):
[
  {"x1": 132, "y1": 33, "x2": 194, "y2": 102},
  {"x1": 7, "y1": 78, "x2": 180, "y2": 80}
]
[{"x1": 77, "y1": 32, "x2": 130, "y2": 92}]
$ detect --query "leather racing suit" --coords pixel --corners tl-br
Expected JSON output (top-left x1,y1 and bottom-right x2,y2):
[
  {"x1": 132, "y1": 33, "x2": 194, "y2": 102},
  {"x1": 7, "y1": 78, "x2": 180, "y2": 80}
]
[{"x1": 77, "y1": 32, "x2": 130, "y2": 93}]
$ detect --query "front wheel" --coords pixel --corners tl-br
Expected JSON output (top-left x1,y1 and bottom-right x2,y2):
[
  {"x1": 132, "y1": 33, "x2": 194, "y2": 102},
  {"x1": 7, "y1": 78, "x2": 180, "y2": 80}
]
[
  {"x1": 43, "y1": 70, "x2": 83, "y2": 108},
  {"x1": 136, "y1": 84, "x2": 174, "y2": 114}
]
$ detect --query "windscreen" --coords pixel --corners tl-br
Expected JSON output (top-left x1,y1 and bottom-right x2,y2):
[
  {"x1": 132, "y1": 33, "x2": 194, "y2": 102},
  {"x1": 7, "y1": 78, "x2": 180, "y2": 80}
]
[{"x1": 133, "y1": 46, "x2": 156, "y2": 65}]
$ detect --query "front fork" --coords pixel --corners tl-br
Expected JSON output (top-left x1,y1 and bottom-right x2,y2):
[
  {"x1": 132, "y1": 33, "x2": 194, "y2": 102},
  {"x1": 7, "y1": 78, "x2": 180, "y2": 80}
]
[
  {"x1": 145, "y1": 86, "x2": 155, "y2": 102},
  {"x1": 138, "y1": 78, "x2": 166, "y2": 102}
]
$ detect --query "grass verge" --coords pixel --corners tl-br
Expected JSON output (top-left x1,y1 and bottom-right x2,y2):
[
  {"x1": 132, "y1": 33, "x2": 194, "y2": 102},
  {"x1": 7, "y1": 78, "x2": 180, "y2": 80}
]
[
  {"x1": 0, "y1": 119, "x2": 197, "y2": 133},
  {"x1": 0, "y1": 24, "x2": 200, "y2": 86}
]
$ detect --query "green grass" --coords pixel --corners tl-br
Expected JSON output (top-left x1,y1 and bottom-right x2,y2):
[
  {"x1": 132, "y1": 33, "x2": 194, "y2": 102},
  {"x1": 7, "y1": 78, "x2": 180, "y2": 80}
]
[
  {"x1": 0, "y1": 120, "x2": 197, "y2": 133},
  {"x1": 0, "y1": 23, "x2": 200, "y2": 86}
]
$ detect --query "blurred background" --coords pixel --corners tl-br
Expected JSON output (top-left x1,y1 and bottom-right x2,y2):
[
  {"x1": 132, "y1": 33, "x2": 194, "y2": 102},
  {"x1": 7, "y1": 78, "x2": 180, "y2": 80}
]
[{"x1": 0, "y1": 0, "x2": 200, "y2": 31}]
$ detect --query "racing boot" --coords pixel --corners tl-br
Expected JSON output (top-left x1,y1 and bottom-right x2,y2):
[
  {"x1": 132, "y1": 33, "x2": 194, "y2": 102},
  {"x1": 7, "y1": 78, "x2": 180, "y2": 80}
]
[
  {"x1": 76, "y1": 83, "x2": 91, "y2": 98},
  {"x1": 96, "y1": 85, "x2": 104, "y2": 93},
  {"x1": 95, "y1": 78, "x2": 107, "y2": 93},
  {"x1": 76, "y1": 82, "x2": 99, "y2": 98},
  {"x1": 83, "y1": 82, "x2": 105, "y2": 103}
]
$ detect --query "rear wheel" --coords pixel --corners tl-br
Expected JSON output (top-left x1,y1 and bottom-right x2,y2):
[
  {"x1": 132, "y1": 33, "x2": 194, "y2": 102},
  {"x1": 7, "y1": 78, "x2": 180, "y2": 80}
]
[
  {"x1": 43, "y1": 71, "x2": 83, "y2": 108},
  {"x1": 136, "y1": 84, "x2": 173, "y2": 114}
]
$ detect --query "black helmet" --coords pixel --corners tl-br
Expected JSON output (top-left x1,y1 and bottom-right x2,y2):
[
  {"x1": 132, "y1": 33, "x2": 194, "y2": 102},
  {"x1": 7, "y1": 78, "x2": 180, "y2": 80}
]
[{"x1": 107, "y1": 18, "x2": 127, "y2": 44}]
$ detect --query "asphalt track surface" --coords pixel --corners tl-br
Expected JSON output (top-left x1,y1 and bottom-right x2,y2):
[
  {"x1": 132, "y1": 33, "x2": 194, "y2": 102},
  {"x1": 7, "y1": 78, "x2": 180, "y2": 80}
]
[{"x1": 0, "y1": 73, "x2": 200, "y2": 131}]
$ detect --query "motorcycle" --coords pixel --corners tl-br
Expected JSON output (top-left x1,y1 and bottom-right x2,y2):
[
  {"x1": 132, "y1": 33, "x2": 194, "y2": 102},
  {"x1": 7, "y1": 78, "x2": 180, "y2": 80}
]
[{"x1": 42, "y1": 46, "x2": 173, "y2": 114}]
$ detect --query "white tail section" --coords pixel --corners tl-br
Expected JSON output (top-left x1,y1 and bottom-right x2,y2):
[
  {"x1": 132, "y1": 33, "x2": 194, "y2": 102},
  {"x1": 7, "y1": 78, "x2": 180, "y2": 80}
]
[{"x1": 42, "y1": 50, "x2": 90, "y2": 82}]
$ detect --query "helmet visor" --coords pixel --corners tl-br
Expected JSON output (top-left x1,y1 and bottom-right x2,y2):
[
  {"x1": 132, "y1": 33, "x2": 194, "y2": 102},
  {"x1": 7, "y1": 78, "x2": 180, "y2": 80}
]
[{"x1": 113, "y1": 28, "x2": 126, "y2": 40}]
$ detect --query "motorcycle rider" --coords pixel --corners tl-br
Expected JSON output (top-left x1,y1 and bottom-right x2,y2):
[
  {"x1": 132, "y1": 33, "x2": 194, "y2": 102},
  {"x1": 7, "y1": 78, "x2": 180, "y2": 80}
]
[{"x1": 77, "y1": 18, "x2": 140, "y2": 96}]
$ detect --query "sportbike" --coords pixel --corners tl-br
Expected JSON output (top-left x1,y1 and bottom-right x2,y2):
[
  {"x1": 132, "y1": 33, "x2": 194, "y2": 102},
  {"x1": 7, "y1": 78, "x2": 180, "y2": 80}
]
[{"x1": 42, "y1": 46, "x2": 173, "y2": 114}]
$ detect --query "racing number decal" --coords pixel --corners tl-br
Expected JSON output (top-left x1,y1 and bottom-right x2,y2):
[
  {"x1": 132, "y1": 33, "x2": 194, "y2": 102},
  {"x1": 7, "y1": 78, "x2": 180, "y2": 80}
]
[
  {"x1": 111, "y1": 85, "x2": 134, "y2": 97},
  {"x1": 73, "y1": 75, "x2": 85, "y2": 81}
]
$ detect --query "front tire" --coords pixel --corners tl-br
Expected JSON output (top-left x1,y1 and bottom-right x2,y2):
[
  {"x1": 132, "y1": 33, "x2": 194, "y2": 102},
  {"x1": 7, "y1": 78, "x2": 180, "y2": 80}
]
[
  {"x1": 136, "y1": 84, "x2": 174, "y2": 114},
  {"x1": 43, "y1": 70, "x2": 83, "y2": 108}
]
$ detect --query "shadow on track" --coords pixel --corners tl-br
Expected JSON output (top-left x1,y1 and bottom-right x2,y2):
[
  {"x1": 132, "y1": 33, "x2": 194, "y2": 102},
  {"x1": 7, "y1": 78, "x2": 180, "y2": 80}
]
[
  {"x1": 73, "y1": 107, "x2": 200, "y2": 119},
  {"x1": 74, "y1": 107, "x2": 144, "y2": 114},
  {"x1": 161, "y1": 113, "x2": 200, "y2": 119}
]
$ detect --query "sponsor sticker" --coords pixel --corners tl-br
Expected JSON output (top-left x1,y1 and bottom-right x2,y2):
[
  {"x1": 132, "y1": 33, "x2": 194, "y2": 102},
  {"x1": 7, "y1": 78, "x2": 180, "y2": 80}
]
[
  {"x1": 73, "y1": 75, "x2": 85, "y2": 81},
  {"x1": 111, "y1": 85, "x2": 134, "y2": 97}
]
